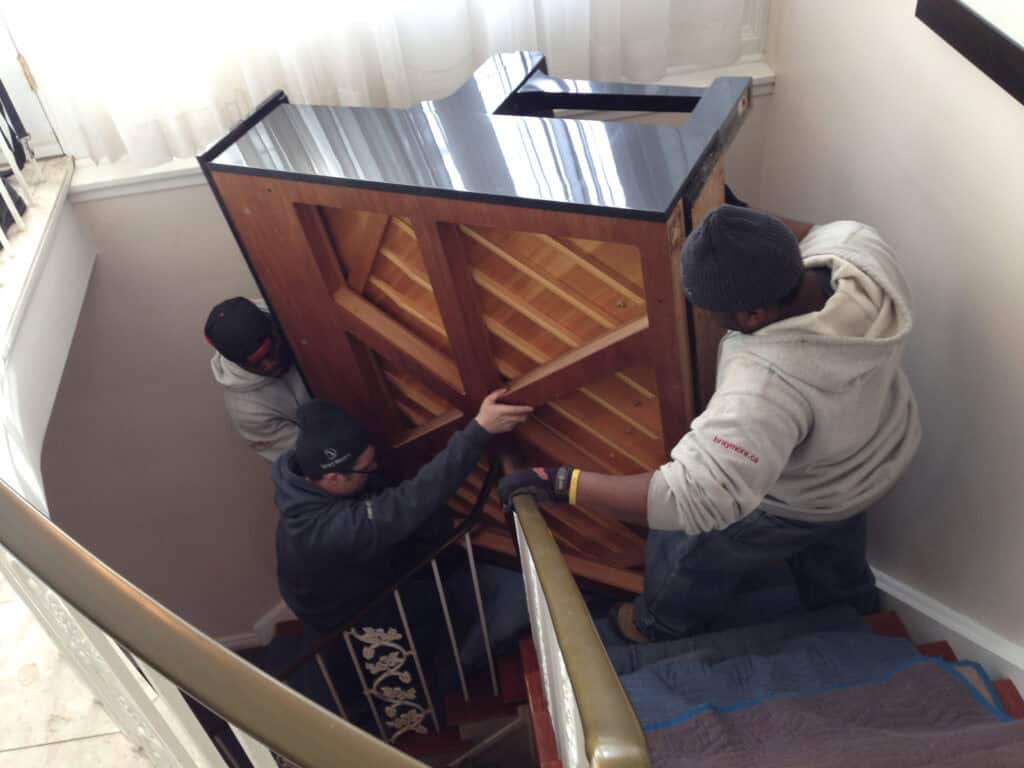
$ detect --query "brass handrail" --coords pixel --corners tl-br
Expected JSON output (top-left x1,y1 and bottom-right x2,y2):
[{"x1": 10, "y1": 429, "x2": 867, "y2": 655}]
[
  {"x1": 512, "y1": 494, "x2": 650, "y2": 768},
  {"x1": 0, "y1": 480, "x2": 426, "y2": 768}
]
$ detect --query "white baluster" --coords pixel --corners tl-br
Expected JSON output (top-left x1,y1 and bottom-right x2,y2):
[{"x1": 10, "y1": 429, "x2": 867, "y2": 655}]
[
  {"x1": 463, "y1": 533, "x2": 498, "y2": 696},
  {"x1": 0, "y1": 132, "x2": 33, "y2": 206},
  {"x1": 228, "y1": 725, "x2": 280, "y2": 768},
  {"x1": 0, "y1": 156, "x2": 25, "y2": 232},
  {"x1": 431, "y1": 559, "x2": 469, "y2": 702},
  {"x1": 393, "y1": 590, "x2": 440, "y2": 732},
  {"x1": 315, "y1": 652, "x2": 349, "y2": 721}
]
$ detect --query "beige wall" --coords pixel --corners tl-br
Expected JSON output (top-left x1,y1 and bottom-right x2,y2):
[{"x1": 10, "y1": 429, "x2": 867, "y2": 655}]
[
  {"x1": 42, "y1": 184, "x2": 282, "y2": 640},
  {"x1": 760, "y1": 1, "x2": 1024, "y2": 643},
  {"x1": 725, "y1": 94, "x2": 768, "y2": 207}
]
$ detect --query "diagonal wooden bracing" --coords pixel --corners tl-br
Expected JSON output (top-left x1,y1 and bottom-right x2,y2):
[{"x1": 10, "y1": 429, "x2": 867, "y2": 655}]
[
  {"x1": 333, "y1": 286, "x2": 468, "y2": 410},
  {"x1": 503, "y1": 318, "x2": 650, "y2": 407}
]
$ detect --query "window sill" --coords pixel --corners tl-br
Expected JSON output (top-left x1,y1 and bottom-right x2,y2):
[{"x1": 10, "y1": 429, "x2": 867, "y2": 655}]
[
  {"x1": 69, "y1": 156, "x2": 205, "y2": 204},
  {"x1": 660, "y1": 59, "x2": 775, "y2": 97},
  {"x1": 67, "y1": 60, "x2": 775, "y2": 204}
]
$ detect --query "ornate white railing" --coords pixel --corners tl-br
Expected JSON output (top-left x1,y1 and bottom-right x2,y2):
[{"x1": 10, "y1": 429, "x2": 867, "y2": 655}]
[
  {"x1": 0, "y1": 481, "x2": 428, "y2": 768},
  {"x1": 513, "y1": 495, "x2": 649, "y2": 768}
]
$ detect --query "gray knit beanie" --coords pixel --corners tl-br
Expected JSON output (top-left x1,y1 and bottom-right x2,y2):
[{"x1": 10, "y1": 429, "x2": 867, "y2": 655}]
[{"x1": 681, "y1": 204, "x2": 804, "y2": 312}]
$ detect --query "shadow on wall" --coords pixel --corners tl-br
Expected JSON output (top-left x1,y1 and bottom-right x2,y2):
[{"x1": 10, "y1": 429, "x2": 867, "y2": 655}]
[{"x1": 41, "y1": 183, "x2": 284, "y2": 642}]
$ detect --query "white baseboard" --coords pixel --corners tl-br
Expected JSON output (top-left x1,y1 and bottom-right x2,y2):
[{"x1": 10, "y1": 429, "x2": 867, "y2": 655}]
[
  {"x1": 216, "y1": 600, "x2": 297, "y2": 651},
  {"x1": 253, "y1": 599, "x2": 298, "y2": 646},
  {"x1": 217, "y1": 631, "x2": 263, "y2": 651},
  {"x1": 873, "y1": 567, "x2": 1024, "y2": 691}
]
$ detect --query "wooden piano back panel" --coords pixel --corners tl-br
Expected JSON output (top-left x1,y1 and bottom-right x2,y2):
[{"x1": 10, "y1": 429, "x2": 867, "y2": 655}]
[{"x1": 208, "y1": 169, "x2": 724, "y2": 592}]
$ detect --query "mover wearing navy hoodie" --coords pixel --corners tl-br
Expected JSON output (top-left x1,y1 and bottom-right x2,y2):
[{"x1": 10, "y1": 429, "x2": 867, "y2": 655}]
[{"x1": 273, "y1": 390, "x2": 532, "y2": 698}]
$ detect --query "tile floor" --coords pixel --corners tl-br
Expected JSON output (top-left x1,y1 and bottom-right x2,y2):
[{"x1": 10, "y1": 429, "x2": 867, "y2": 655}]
[{"x1": 0, "y1": 571, "x2": 151, "y2": 767}]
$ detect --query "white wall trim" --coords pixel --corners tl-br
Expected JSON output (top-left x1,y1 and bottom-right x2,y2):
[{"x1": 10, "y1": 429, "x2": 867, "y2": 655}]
[
  {"x1": 873, "y1": 567, "x2": 1024, "y2": 690},
  {"x1": 69, "y1": 158, "x2": 206, "y2": 204},
  {"x1": 253, "y1": 599, "x2": 298, "y2": 647},
  {"x1": 216, "y1": 631, "x2": 263, "y2": 651},
  {"x1": 216, "y1": 601, "x2": 297, "y2": 650},
  {"x1": 660, "y1": 59, "x2": 776, "y2": 97}
]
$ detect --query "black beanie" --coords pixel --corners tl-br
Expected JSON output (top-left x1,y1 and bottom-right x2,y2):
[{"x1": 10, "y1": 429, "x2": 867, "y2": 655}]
[
  {"x1": 681, "y1": 205, "x2": 804, "y2": 312},
  {"x1": 205, "y1": 297, "x2": 273, "y2": 365},
  {"x1": 295, "y1": 400, "x2": 370, "y2": 477}
]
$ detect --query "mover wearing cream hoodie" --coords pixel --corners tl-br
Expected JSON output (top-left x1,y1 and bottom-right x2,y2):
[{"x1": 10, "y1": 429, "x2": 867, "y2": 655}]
[
  {"x1": 211, "y1": 355, "x2": 310, "y2": 461},
  {"x1": 208, "y1": 299, "x2": 310, "y2": 461},
  {"x1": 651, "y1": 221, "x2": 921, "y2": 535}
]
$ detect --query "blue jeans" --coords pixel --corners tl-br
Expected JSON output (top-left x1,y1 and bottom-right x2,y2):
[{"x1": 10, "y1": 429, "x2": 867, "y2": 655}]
[{"x1": 633, "y1": 511, "x2": 879, "y2": 641}]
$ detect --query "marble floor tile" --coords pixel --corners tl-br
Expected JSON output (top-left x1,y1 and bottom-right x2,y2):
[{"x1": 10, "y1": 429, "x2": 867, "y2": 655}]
[
  {"x1": 0, "y1": 600, "x2": 119, "y2": 751},
  {"x1": 0, "y1": 733, "x2": 152, "y2": 767}
]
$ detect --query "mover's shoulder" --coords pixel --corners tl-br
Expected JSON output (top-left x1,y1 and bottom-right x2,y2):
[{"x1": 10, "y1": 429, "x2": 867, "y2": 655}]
[{"x1": 801, "y1": 221, "x2": 887, "y2": 252}]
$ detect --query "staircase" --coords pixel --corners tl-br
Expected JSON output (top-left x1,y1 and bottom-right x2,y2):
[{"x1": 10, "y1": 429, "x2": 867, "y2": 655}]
[
  {"x1": 222, "y1": 620, "x2": 533, "y2": 767},
  {"x1": 522, "y1": 608, "x2": 1024, "y2": 768},
  {"x1": 865, "y1": 610, "x2": 1024, "y2": 719},
  {"x1": 396, "y1": 653, "x2": 529, "y2": 764}
]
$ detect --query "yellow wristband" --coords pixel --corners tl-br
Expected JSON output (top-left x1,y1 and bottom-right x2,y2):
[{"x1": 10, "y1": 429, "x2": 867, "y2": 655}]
[{"x1": 568, "y1": 468, "x2": 581, "y2": 506}]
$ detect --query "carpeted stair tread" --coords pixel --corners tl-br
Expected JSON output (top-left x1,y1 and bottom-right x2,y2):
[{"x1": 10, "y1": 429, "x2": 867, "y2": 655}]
[
  {"x1": 395, "y1": 725, "x2": 469, "y2": 757},
  {"x1": 444, "y1": 668, "x2": 518, "y2": 726},
  {"x1": 498, "y1": 652, "x2": 528, "y2": 705},
  {"x1": 864, "y1": 611, "x2": 910, "y2": 639},
  {"x1": 274, "y1": 619, "x2": 304, "y2": 637},
  {"x1": 994, "y1": 679, "x2": 1024, "y2": 719},
  {"x1": 918, "y1": 641, "x2": 958, "y2": 662},
  {"x1": 521, "y1": 637, "x2": 562, "y2": 768}
]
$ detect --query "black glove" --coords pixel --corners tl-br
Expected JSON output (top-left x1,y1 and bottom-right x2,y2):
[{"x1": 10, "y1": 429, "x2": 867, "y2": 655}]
[{"x1": 498, "y1": 466, "x2": 575, "y2": 509}]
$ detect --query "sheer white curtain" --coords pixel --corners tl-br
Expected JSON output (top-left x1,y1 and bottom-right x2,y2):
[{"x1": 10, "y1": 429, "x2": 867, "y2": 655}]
[{"x1": 4, "y1": 0, "x2": 753, "y2": 168}]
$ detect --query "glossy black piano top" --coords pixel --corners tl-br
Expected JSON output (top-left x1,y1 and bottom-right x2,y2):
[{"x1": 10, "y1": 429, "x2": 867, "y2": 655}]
[{"x1": 201, "y1": 51, "x2": 750, "y2": 221}]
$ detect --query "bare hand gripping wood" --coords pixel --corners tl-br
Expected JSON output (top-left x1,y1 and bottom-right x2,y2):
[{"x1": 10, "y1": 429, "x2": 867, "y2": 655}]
[{"x1": 199, "y1": 52, "x2": 751, "y2": 593}]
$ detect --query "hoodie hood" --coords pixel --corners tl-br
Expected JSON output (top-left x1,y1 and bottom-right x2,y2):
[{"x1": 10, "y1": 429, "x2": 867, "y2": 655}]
[
  {"x1": 722, "y1": 222, "x2": 913, "y2": 393},
  {"x1": 273, "y1": 450, "x2": 331, "y2": 521},
  {"x1": 210, "y1": 352, "x2": 275, "y2": 393}
]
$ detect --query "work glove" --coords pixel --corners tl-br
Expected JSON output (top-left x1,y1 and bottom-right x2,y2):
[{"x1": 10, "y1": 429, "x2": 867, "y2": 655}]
[{"x1": 498, "y1": 466, "x2": 575, "y2": 509}]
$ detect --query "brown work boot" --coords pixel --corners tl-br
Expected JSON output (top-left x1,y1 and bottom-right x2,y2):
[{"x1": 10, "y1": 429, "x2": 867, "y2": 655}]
[{"x1": 610, "y1": 602, "x2": 651, "y2": 644}]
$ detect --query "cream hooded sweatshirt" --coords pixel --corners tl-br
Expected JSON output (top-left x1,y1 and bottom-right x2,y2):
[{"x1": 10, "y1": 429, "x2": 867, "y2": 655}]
[
  {"x1": 652, "y1": 221, "x2": 921, "y2": 534},
  {"x1": 209, "y1": 301, "x2": 310, "y2": 461},
  {"x1": 211, "y1": 355, "x2": 310, "y2": 461}
]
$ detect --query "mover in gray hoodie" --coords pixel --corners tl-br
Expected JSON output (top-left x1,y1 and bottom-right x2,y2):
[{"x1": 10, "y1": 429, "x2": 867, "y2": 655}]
[
  {"x1": 206, "y1": 297, "x2": 310, "y2": 461},
  {"x1": 500, "y1": 205, "x2": 921, "y2": 642}
]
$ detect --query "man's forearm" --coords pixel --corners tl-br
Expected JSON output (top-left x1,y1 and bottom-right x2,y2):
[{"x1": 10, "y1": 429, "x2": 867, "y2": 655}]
[{"x1": 574, "y1": 471, "x2": 653, "y2": 527}]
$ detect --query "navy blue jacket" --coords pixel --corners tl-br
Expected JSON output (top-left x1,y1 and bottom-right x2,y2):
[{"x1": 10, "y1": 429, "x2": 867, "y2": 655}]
[{"x1": 273, "y1": 421, "x2": 491, "y2": 632}]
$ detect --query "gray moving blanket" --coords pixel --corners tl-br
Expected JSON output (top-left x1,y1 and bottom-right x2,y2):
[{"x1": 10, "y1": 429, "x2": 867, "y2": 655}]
[{"x1": 602, "y1": 606, "x2": 1024, "y2": 767}]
